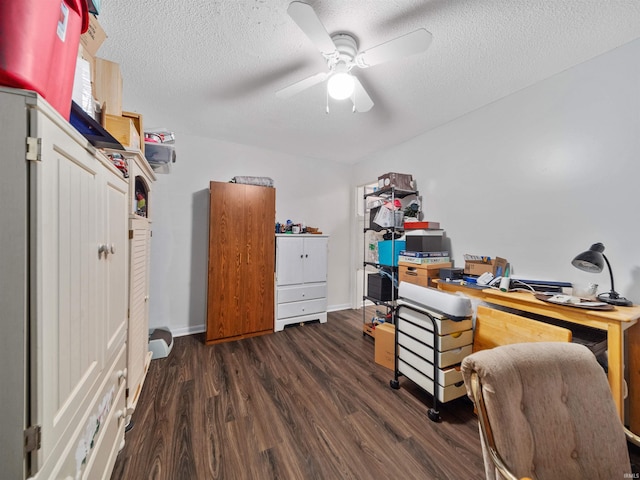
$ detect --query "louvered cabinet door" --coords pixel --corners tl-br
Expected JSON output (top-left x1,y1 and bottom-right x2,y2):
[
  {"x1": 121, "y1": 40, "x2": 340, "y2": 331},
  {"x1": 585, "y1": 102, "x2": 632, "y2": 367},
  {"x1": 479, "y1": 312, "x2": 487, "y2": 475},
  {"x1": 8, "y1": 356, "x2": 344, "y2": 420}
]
[{"x1": 127, "y1": 218, "x2": 152, "y2": 410}]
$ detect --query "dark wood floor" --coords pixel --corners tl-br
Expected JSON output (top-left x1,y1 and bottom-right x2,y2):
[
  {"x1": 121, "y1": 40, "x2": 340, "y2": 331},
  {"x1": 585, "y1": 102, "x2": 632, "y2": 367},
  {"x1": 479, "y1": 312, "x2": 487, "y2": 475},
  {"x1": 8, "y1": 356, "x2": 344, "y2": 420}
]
[{"x1": 111, "y1": 309, "x2": 486, "y2": 479}]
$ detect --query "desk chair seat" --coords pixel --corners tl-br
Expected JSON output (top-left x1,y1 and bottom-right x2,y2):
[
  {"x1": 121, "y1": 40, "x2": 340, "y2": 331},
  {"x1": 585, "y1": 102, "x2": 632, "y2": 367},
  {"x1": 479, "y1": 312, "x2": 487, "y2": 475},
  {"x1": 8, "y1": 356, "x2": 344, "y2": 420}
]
[{"x1": 461, "y1": 342, "x2": 632, "y2": 480}]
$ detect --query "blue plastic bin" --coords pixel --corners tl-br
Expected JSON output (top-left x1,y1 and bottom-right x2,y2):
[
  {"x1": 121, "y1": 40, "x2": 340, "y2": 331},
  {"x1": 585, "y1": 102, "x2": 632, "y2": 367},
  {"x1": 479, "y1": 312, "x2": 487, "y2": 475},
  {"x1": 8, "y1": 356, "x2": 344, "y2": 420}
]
[{"x1": 377, "y1": 240, "x2": 406, "y2": 266}]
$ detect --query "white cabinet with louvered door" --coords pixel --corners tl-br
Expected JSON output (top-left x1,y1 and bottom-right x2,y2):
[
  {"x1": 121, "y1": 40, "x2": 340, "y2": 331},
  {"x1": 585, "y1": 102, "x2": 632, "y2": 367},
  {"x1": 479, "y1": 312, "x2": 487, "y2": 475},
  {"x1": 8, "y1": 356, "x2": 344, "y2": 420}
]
[
  {"x1": 115, "y1": 149, "x2": 156, "y2": 425},
  {"x1": 0, "y1": 88, "x2": 128, "y2": 480},
  {"x1": 275, "y1": 235, "x2": 329, "y2": 331}
]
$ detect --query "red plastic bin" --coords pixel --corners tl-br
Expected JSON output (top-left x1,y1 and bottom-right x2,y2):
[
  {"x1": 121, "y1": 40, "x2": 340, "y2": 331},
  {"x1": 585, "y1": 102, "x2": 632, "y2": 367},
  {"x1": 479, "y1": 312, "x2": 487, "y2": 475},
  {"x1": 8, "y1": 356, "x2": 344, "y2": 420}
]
[{"x1": 0, "y1": 0, "x2": 89, "y2": 119}]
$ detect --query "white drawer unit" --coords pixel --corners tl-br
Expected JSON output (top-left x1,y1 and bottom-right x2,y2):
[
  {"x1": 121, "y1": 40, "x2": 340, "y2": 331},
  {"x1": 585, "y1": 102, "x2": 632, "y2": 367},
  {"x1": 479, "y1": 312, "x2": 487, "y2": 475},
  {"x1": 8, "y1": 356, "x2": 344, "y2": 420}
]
[
  {"x1": 390, "y1": 286, "x2": 473, "y2": 422},
  {"x1": 275, "y1": 235, "x2": 329, "y2": 331}
]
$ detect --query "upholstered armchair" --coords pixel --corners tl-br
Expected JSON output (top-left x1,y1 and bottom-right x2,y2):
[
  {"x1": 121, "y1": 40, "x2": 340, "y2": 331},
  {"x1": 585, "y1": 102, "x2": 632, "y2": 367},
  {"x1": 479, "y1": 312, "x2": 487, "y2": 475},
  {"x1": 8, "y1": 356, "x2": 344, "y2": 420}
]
[{"x1": 461, "y1": 342, "x2": 638, "y2": 480}]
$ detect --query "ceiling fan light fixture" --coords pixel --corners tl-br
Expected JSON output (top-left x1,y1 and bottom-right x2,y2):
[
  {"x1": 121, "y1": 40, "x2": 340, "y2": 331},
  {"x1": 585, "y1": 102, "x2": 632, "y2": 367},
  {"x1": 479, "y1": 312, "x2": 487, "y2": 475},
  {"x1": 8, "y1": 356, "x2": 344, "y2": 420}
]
[{"x1": 327, "y1": 71, "x2": 354, "y2": 100}]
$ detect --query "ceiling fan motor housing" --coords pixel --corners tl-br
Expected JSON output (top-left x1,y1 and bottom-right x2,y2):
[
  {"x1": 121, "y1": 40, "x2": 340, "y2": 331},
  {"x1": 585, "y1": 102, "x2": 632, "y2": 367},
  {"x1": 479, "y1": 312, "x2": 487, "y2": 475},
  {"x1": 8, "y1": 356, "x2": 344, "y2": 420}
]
[{"x1": 327, "y1": 33, "x2": 358, "y2": 70}]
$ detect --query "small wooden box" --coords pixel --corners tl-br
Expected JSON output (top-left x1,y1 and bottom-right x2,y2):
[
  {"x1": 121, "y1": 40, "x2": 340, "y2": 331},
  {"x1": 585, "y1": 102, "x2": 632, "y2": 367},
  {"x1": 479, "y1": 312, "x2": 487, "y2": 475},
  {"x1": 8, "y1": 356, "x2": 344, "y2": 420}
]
[
  {"x1": 122, "y1": 111, "x2": 144, "y2": 154},
  {"x1": 105, "y1": 115, "x2": 140, "y2": 150},
  {"x1": 95, "y1": 58, "x2": 122, "y2": 116},
  {"x1": 398, "y1": 261, "x2": 452, "y2": 288}
]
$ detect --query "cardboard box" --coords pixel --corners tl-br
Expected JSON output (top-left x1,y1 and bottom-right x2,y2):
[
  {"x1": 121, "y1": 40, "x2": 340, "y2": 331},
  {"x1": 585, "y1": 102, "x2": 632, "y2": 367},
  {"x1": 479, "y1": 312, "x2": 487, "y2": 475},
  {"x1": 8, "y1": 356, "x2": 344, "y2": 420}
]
[
  {"x1": 464, "y1": 256, "x2": 508, "y2": 277},
  {"x1": 80, "y1": 14, "x2": 107, "y2": 56},
  {"x1": 399, "y1": 261, "x2": 452, "y2": 288},
  {"x1": 377, "y1": 172, "x2": 414, "y2": 192},
  {"x1": 105, "y1": 115, "x2": 140, "y2": 150},
  {"x1": 375, "y1": 323, "x2": 395, "y2": 370},
  {"x1": 95, "y1": 58, "x2": 122, "y2": 116}
]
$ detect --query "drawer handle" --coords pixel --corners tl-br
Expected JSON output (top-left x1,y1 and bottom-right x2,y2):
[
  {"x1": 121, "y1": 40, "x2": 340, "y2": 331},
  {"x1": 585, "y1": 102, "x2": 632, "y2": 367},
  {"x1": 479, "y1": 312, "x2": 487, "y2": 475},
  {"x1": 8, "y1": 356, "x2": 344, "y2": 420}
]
[
  {"x1": 116, "y1": 409, "x2": 126, "y2": 427},
  {"x1": 406, "y1": 271, "x2": 418, "y2": 276},
  {"x1": 116, "y1": 368, "x2": 127, "y2": 383}
]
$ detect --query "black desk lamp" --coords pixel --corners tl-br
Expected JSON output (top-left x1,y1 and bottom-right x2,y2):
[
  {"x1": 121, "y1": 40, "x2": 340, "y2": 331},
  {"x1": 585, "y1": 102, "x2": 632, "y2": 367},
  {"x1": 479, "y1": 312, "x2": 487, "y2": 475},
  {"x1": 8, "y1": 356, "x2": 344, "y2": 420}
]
[{"x1": 571, "y1": 242, "x2": 632, "y2": 306}]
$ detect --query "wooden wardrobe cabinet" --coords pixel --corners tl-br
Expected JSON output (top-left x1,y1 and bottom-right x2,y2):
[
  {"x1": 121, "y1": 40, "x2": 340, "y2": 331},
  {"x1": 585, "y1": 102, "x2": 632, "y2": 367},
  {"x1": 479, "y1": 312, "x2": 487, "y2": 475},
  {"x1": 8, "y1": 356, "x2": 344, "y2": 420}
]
[{"x1": 206, "y1": 181, "x2": 276, "y2": 344}]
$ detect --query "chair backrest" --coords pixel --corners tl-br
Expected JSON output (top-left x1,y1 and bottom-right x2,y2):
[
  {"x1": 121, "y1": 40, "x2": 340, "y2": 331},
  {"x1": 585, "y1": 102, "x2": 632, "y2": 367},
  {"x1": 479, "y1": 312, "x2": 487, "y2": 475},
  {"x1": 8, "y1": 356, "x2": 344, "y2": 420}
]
[{"x1": 461, "y1": 342, "x2": 630, "y2": 480}]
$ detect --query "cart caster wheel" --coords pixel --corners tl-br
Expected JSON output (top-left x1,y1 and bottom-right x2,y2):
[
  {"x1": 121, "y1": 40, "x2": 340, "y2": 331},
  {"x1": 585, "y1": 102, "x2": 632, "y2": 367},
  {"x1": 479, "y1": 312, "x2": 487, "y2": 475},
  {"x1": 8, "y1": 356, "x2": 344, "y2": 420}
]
[
  {"x1": 427, "y1": 409, "x2": 441, "y2": 422},
  {"x1": 390, "y1": 379, "x2": 400, "y2": 389}
]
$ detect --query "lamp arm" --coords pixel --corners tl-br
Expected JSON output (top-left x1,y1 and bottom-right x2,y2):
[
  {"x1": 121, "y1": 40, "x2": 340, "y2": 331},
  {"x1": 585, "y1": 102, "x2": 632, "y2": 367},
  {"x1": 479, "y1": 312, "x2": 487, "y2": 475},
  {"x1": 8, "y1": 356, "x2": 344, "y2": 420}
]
[{"x1": 602, "y1": 254, "x2": 619, "y2": 299}]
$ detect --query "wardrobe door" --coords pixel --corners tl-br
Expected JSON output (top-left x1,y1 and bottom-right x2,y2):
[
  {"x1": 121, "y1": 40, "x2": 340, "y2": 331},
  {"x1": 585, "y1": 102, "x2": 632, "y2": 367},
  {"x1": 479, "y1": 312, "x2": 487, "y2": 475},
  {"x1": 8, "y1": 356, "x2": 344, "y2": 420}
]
[
  {"x1": 242, "y1": 184, "x2": 275, "y2": 334},
  {"x1": 206, "y1": 182, "x2": 246, "y2": 342}
]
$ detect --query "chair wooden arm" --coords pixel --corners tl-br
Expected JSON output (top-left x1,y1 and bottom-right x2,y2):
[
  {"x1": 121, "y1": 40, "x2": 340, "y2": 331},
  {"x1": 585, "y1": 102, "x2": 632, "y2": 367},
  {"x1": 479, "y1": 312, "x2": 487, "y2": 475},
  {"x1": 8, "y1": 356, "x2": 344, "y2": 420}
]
[{"x1": 470, "y1": 372, "x2": 520, "y2": 480}]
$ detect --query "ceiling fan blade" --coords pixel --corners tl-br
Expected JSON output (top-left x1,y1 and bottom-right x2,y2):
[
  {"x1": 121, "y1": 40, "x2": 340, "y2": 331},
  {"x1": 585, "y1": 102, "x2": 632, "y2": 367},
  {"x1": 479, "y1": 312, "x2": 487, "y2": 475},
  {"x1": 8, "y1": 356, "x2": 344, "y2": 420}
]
[
  {"x1": 276, "y1": 72, "x2": 329, "y2": 99},
  {"x1": 355, "y1": 28, "x2": 433, "y2": 69},
  {"x1": 351, "y1": 76, "x2": 374, "y2": 113},
  {"x1": 287, "y1": 1, "x2": 337, "y2": 55}
]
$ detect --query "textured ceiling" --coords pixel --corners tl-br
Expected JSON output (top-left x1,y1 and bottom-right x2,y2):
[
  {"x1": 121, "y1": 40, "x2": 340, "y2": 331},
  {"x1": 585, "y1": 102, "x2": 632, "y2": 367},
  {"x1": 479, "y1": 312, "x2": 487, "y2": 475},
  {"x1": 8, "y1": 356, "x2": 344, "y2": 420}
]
[{"x1": 97, "y1": 0, "x2": 640, "y2": 164}]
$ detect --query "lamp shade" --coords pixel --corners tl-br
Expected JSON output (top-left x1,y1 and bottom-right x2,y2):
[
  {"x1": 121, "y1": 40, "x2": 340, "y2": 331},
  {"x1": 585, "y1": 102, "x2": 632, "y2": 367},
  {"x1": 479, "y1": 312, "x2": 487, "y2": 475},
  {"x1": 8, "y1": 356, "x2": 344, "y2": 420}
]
[
  {"x1": 571, "y1": 242, "x2": 632, "y2": 306},
  {"x1": 571, "y1": 242, "x2": 605, "y2": 273}
]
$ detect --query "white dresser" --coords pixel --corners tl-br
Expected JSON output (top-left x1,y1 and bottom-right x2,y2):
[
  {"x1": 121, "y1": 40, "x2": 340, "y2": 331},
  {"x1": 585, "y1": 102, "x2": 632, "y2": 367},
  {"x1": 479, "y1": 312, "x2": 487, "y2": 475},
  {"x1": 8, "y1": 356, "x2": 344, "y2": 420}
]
[
  {"x1": 275, "y1": 235, "x2": 328, "y2": 331},
  {"x1": 0, "y1": 88, "x2": 129, "y2": 479}
]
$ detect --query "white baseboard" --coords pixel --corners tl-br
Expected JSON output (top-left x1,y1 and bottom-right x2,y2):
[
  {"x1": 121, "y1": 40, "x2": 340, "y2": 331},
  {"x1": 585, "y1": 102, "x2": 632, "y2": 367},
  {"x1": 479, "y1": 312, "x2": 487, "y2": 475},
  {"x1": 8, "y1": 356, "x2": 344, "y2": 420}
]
[{"x1": 171, "y1": 304, "x2": 354, "y2": 338}]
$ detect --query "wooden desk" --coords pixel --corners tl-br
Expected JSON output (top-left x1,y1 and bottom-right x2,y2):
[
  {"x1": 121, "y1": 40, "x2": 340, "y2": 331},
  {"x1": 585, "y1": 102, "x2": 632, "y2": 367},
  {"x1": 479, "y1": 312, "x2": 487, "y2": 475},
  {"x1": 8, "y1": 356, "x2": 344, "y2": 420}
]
[{"x1": 436, "y1": 280, "x2": 640, "y2": 430}]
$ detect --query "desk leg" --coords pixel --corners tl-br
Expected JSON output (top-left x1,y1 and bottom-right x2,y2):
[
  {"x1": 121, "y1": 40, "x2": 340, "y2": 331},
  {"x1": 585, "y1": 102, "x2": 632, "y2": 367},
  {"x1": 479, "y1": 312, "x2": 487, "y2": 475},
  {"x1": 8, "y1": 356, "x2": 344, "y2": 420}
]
[
  {"x1": 628, "y1": 321, "x2": 640, "y2": 433},
  {"x1": 608, "y1": 323, "x2": 625, "y2": 422}
]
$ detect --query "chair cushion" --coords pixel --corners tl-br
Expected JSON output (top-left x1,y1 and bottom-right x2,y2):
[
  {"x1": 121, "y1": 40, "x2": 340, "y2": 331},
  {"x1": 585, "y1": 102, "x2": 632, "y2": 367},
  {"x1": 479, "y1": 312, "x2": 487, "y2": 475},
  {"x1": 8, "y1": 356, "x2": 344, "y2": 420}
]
[{"x1": 461, "y1": 342, "x2": 630, "y2": 480}]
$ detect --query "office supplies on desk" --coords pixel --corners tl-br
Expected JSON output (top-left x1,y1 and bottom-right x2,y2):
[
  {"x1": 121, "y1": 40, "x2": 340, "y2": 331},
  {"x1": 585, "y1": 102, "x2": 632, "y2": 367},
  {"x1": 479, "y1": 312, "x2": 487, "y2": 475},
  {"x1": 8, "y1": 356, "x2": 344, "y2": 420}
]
[
  {"x1": 499, "y1": 265, "x2": 511, "y2": 292},
  {"x1": 534, "y1": 293, "x2": 614, "y2": 311}
]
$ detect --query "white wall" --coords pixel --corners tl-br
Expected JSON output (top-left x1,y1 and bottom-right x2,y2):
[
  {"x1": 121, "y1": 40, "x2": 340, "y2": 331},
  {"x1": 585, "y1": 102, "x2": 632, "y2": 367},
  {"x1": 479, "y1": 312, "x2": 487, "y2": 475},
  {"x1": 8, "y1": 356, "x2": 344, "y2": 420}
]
[
  {"x1": 148, "y1": 135, "x2": 352, "y2": 336},
  {"x1": 353, "y1": 38, "x2": 640, "y2": 304},
  {"x1": 150, "y1": 38, "x2": 640, "y2": 336}
]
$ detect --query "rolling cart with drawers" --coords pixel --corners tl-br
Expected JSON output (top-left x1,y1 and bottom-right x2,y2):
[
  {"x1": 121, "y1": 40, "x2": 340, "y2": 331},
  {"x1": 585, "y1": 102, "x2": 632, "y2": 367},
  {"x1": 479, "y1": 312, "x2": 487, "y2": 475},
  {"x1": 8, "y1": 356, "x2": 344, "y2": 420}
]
[{"x1": 390, "y1": 282, "x2": 473, "y2": 421}]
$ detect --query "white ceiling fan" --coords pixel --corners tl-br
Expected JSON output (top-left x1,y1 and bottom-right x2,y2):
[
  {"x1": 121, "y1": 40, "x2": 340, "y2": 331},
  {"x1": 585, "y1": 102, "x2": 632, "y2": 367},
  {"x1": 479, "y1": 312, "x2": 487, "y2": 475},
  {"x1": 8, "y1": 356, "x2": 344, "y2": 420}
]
[{"x1": 276, "y1": 1, "x2": 433, "y2": 113}]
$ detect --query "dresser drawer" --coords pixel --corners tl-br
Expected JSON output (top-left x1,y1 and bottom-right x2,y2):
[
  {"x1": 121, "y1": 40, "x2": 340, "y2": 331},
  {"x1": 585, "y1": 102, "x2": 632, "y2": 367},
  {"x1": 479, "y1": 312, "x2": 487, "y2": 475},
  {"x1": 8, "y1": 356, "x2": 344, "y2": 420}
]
[
  {"x1": 277, "y1": 297, "x2": 327, "y2": 319},
  {"x1": 397, "y1": 317, "x2": 473, "y2": 351},
  {"x1": 398, "y1": 359, "x2": 467, "y2": 402},
  {"x1": 83, "y1": 375, "x2": 126, "y2": 480},
  {"x1": 398, "y1": 346, "x2": 464, "y2": 386},
  {"x1": 277, "y1": 283, "x2": 326, "y2": 304},
  {"x1": 81, "y1": 344, "x2": 127, "y2": 479},
  {"x1": 398, "y1": 262, "x2": 451, "y2": 288},
  {"x1": 398, "y1": 331, "x2": 472, "y2": 368},
  {"x1": 49, "y1": 344, "x2": 127, "y2": 480}
]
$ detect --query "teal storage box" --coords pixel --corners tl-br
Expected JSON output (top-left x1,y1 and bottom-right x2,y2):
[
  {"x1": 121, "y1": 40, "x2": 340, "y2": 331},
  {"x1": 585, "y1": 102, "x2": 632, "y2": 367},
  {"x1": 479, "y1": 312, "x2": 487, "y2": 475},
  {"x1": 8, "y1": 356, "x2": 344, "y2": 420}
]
[{"x1": 377, "y1": 240, "x2": 406, "y2": 266}]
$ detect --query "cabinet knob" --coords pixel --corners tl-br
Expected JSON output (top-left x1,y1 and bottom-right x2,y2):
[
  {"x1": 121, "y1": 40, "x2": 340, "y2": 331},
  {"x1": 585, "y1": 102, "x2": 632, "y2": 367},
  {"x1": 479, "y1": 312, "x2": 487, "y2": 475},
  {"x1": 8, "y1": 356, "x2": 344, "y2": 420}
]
[
  {"x1": 109, "y1": 243, "x2": 116, "y2": 254},
  {"x1": 116, "y1": 368, "x2": 127, "y2": 383}
]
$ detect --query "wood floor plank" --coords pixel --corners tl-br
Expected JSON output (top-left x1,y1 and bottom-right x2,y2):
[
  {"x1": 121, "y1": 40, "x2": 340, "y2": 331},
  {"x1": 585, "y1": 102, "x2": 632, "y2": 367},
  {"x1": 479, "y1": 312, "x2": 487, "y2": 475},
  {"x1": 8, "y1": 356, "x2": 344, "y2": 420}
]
[{"x1": 111, "y1": 309, "x2": 487, "y2": 480}]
